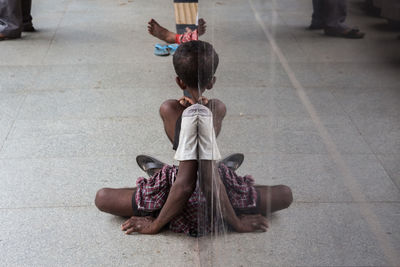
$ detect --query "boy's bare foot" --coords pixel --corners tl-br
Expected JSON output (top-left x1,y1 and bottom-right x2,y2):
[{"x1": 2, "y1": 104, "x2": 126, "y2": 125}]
[
  {"x1": 198, "y1": 18, "x2": 206, "y2": 36},
  {"x1": 148, "y1": 19, "x2": 176, "y2": 44},
  {"x1": 183, "y1": 18, "x2": 206, "y2": 36}
]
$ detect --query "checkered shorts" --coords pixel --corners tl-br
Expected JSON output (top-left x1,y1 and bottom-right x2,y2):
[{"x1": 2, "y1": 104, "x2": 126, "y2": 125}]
[
  {"x1": 134, "y1": 163, "x2": 257, "y2": 236},
  {"x1": 175, "y1": 29, "x2": 198, "y2": 44}
]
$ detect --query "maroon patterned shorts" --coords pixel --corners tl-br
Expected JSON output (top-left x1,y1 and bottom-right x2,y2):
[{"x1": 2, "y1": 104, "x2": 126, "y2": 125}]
[{"x1": 133, "y1": 163, "x2": 258, "y2": 235}]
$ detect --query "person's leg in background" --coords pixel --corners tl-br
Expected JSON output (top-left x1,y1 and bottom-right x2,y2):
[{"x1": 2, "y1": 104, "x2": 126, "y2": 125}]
[
  {"x1": 323, "y1": 0, "x2": 365, "y2": 38},
  {"x1": 22, "y1": 0, "x2": 34, "y2": 32},
  {"x1": 324, "y1": 0, "x2": 348, "y2": 32},
  {"x1": 0, "y1": 0, "x2": 23, "y2": 40},
  {"x1": 309, "y1": 0, "x2": 325, "y2": 30}
]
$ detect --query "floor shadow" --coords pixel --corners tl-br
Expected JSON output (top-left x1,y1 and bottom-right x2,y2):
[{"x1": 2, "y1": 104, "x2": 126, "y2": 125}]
[{"x1": 370, "y1": 22, "x2": 400, "y2": 32}]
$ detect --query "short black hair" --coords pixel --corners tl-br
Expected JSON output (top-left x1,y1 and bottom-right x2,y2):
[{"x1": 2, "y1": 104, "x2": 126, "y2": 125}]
[{"x1": 173, "y1": 40, "x2": 219, "y2": 89}]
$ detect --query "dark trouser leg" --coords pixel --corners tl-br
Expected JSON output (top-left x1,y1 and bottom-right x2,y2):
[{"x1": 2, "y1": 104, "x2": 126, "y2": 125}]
[
  {"x1": 0, "y1": 0, "x2": 23, "y2": 37},
  {"x1": 311, "y1": 0, "x2": 325, "y2": 27},
  {"x1": 324, "y1": 0, "x2": 348, "y2": 31},
  {"x1": 21, "y1": 0, "x2": 33, "y2": 29}
]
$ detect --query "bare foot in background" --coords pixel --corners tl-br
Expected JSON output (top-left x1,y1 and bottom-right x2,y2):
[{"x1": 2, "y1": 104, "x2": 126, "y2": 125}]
[
  {"x1": 148, "y1": 18, "x2": 207, "y2": 43},
  {"x1": 148, "y1": 19, "x2": 176, "y2": 43},
  {"x1": 198, "y1": 18, "x2": 206, "y2": 36}
]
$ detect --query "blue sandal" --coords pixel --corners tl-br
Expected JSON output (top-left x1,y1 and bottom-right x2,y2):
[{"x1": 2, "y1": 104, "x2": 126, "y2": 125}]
[
  {"x1": 154, "y1": 44, "x2": 170, "y2": 56},
  {"x1": 167, "y1": 44, "x2": 179, "y2": 55},
  {"x1": 154, "y1": 43, "x2": 180, "y2": 56}
]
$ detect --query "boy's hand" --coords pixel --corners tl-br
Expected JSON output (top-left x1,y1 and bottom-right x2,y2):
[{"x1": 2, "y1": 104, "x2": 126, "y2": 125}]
[
  {"x1": 121, "y1": 216, "x2": 158, "y2": 235},
  {"x1": 233, "y1": 214, "x2": 269, "y2": 233}
]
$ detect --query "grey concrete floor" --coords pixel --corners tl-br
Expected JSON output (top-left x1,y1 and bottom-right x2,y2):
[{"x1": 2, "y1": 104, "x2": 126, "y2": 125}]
[{"x1": 1, "y1": 0, "x2": 400, "y2": 266}]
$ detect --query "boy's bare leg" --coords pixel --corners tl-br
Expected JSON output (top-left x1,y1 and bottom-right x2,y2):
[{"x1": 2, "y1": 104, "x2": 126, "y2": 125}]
[
  {"x1": 95, "y1": 188, "x2": 136, "y2": 217},
  {"x1": 148, "y1": 19, "x2": 177, "y2": 44},
  {"x1": 148, "y1": 18, "x2": 207, "y2": 44},
  {"x1": 254, "y1": 185, "x2": 293, "y2": 216}
]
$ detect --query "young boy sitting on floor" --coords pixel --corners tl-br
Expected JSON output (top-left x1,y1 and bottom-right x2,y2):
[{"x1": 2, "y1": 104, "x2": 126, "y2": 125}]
[{"x1": 95, "y1": 41, "x2": 293, "y2": 236}]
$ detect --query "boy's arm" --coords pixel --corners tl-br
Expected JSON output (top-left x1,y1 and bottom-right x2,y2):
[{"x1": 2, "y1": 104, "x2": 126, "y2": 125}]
[
  {"x1": 150, "y1": 160, "x2": 197, "y2": 232},
  {"x1": 209, "y1": 99, "x2": 226, "y2": 137},
  {"x1": 200, "y1": 161, "x2": 268, "y2": 233},
  {"x1": 122, "y1": 160, "x2": 197, "y2": 234}
]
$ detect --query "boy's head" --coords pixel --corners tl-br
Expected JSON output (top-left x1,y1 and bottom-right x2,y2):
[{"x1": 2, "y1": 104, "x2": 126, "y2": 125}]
[{"x1": 173, "y1": 40, "x2": 219, "y2": 90}]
